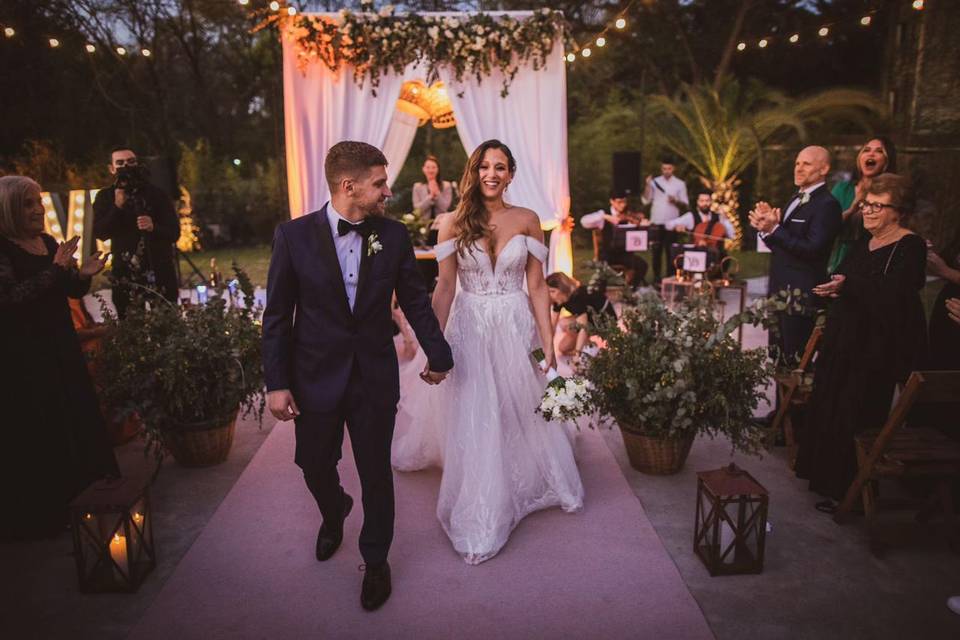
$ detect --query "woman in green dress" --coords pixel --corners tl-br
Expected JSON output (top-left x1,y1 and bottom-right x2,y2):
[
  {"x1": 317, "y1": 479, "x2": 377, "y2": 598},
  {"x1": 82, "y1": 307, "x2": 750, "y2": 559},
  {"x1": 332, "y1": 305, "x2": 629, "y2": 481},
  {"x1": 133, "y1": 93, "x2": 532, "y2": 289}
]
[{"x1": 828, "y1": 136, "x2": 897, "y2": 273}]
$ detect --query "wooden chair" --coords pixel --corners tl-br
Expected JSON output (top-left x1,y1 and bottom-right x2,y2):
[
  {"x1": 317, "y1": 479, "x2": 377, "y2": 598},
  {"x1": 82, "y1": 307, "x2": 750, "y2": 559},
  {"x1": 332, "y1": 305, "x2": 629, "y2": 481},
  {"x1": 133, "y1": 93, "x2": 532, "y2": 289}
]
[
  {"x1": 769, "y1": 325, "x2": 823, "y2": 466},
  {"x1": 834, "y1": 370, "x2": 960, "y2": 556}
]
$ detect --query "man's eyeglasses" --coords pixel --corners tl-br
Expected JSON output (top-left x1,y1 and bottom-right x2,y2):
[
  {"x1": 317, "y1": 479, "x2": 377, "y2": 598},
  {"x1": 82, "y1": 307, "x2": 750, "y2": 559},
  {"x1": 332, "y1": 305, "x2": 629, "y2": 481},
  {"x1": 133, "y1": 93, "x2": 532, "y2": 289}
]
[
  {"x1": 858, "y1": 200, "x2": 899, "y2": 214},
  {"x1": 114, "y1": 158, "x2": 138, "y2": 167}
]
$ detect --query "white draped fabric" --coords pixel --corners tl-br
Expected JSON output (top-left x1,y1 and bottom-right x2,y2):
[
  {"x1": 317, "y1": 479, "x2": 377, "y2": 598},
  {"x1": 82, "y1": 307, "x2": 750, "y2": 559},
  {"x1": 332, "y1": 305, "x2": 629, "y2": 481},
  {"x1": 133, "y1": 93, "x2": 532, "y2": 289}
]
[
  {"x1": 281, "y1": 15, "x2": 573, "y2": 273},
  {"x1": 437, "y1": 44, "x2": 572, "y2": 274}
]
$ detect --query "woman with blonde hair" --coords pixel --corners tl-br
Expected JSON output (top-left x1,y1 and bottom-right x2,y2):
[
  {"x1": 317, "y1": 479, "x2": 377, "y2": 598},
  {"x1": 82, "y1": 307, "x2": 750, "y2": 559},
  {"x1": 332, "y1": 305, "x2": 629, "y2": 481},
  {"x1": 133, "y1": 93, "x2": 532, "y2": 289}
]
[
  {"x1": 546, "y1": 271, "x2": 615, "y2": 363},
  {"x1": 0, "y1": 175, "x2": 117, "y2": 540},
  {"x1": 392, "y1": 139, "x2": 584, "y2": 565}
]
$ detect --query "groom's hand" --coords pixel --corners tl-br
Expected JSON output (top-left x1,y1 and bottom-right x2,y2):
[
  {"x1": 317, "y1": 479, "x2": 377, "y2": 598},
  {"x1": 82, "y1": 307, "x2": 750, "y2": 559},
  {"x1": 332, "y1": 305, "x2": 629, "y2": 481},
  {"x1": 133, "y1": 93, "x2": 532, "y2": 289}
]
[
  {"x1": 267, "y1": 389, "x2": 300, "y2": 421},
  {"x1": 419, "y1": 366, "x2": 448, "y2": 385}
]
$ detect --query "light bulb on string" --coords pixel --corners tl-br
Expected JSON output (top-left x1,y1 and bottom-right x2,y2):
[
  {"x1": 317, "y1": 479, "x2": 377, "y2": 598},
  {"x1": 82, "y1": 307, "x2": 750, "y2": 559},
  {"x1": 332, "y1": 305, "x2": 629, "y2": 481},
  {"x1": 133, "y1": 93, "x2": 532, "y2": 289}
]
[
  {"x1": 615, "y1": 18, "x2": 626, "y2": 30},
  {"x1": 860, "y1": 16, "x2": 872, "y2": 26},
  {"x1": 789, "y1": 34, "x2": 800, "y2": 44},
  {"x1": 912, "y1": 0, "x2": 924, "y2": 9},
  {"x1": 596, "y1": 36, "x2": 606, "y2": 47},
  {"x1": 287, "y1": 6, "x2": 297, "y2": 16},
  {"x1": 116, "y1": 46, "x2": 127, "y2": 56},
  {"x1": 581, "y1": 48, "x2": 591, "y2": 58},
  {"x1": 269, "y1": 1, "x2": 280, "y2": 11},
  {"x1": 818, "y1": 27, "x2": 829, "y2": 37},
  {"x1": 736, "y1": 42, "x2": 746, "y2": 52},
  {"x1": 4, "y1": 27, "x2": 14, "y2": 38},
  {"x1": 238, "y1": 0, "x2": 249, "y2": 5},
  {"x1": 85, "y1": 43, "x2": 95, "y2": 53},
  {"x1": 141, "y1": 48, "x2": 151, "y2": 57},
  {"x1": 758, "y1": 39, "x2": 768, "y2": 49},
  {"x1": 565, "y1": 52, "x2": 575, "y2": 63},
  {"x1": 49, "y1": 38, "x2": 60, "y2": 48}
]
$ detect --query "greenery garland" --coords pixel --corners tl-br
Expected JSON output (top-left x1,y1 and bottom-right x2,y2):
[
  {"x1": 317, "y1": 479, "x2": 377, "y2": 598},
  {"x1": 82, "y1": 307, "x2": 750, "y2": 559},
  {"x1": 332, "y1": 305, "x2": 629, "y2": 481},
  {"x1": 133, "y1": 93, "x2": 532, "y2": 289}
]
[{"x1": 259, "y1": 1, "x2": 568, "y2": 96}]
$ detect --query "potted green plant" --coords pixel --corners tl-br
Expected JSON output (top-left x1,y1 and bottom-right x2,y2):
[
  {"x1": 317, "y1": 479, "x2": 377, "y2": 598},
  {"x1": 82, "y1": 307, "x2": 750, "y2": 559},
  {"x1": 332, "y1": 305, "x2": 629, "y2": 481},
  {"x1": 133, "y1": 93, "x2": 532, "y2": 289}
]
[
  {"x1": 582, "y1": 260, "x2": 630, "y2": 303},
  {"x1": 581, "y1": 290, "x2": 793, "y2": 474},
  {"x1": 95, "y1": 264, "x2": 265, "y2": 467}
]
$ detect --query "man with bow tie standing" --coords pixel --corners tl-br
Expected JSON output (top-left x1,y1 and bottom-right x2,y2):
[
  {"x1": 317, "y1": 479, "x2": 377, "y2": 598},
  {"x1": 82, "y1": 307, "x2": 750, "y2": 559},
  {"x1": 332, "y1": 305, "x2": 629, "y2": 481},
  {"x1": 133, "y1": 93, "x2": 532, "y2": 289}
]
[
  {"x1": 262, "y1": 141, "x2": 453, "y2": 611},
  {"x1": 750, "y1": 145, "x2": 842, "y2": 363}
]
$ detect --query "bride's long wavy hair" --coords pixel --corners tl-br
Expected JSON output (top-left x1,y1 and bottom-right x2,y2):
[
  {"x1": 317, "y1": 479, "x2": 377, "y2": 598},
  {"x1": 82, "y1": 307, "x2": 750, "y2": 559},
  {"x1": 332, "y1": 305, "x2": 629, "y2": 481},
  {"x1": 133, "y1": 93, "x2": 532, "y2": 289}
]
[{"x1": 453, "y1": 139, "x2": 516, "y2": 255}]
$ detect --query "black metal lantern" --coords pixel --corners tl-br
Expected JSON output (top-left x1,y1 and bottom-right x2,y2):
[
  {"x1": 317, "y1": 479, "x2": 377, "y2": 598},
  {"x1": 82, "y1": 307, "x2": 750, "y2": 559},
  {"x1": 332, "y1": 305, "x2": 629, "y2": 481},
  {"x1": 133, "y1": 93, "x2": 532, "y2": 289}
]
[
  {"x1": 69, "y1": 474, "x2": 156, "y2": 592},
  {"x1": 694, "y1": 463, "x2": 768, "y2": 576}
]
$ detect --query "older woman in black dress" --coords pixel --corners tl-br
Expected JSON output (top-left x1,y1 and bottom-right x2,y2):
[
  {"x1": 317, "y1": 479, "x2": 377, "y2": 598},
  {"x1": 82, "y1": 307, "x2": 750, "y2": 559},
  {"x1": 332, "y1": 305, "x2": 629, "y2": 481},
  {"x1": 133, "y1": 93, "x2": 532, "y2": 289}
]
[
  {"x1": 0, "y1": 176, "x2": 117, "y2": 540},
  {"x1": 796, "y1": 174, "x2": 928, "y2": 511}
]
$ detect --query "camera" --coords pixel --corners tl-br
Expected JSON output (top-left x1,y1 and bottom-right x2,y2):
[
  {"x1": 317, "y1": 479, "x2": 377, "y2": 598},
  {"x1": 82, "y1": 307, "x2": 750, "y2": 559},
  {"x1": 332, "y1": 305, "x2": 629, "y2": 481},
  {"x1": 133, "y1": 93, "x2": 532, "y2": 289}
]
[{"x1": 115, "y1": 163, "x2": 150, "y2": 194}]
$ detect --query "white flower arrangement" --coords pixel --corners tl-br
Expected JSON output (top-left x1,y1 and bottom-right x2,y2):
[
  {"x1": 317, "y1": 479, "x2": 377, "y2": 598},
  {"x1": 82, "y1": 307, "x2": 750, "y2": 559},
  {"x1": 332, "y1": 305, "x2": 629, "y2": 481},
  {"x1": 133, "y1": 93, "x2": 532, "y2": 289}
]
[
  {"x1": 530, "y1": 349, "x2": 591, "y2": 423},
  {"x1": 258, "y1": 4, "x2": 569, "y2": 97}
]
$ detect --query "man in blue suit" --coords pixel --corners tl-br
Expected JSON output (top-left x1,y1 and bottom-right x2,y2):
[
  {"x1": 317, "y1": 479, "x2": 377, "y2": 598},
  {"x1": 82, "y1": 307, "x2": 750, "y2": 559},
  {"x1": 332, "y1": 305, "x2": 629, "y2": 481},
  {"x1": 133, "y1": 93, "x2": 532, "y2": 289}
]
[
  {"x1": 750, "y1": 145, "x2": 842, "y2": 363},
  {"x1": 262, "y1": 141, "x2": 453, "y2": 611}
]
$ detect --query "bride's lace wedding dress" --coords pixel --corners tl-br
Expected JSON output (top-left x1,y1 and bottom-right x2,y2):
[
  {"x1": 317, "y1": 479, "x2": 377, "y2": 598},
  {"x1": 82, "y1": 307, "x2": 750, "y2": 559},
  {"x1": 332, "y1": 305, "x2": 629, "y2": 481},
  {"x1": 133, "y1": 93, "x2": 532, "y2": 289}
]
[{"x1": 392, "y1": 233, "x2": 584, "y2": 565}]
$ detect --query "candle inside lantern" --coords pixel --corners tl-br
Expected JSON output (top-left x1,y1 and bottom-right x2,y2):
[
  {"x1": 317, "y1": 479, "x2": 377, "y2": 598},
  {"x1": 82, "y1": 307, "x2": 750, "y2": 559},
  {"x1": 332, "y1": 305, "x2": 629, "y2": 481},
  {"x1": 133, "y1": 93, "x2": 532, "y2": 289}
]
[{"x1": 110, "y1": 533, "x2": 129, "y2": 578}]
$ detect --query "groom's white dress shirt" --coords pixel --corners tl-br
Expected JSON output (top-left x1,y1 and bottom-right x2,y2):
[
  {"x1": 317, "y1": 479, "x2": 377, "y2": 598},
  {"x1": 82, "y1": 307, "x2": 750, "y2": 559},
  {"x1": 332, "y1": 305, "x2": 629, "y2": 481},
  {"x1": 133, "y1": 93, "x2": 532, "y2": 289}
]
[{"x1": 326, "y1": 202, "x2": 363, "y2": 311}]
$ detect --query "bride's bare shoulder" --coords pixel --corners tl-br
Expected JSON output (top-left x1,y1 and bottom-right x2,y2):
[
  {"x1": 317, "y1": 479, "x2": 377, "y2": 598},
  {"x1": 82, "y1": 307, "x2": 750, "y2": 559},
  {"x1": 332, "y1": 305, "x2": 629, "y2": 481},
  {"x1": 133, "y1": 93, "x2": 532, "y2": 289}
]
[
  {"x1": 435, "y1": 212, "x2": 457, "y2": 242},
  {"x1": 511, "y1": 207, "x2": 543, "y2": 239}
]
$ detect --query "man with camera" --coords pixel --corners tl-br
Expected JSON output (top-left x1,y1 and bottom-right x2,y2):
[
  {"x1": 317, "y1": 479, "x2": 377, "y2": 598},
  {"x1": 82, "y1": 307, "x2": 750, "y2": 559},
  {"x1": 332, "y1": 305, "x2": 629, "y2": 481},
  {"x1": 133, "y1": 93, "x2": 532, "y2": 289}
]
[{"x1": 93, "y1": 147, "x2": 180, "y2": 317}]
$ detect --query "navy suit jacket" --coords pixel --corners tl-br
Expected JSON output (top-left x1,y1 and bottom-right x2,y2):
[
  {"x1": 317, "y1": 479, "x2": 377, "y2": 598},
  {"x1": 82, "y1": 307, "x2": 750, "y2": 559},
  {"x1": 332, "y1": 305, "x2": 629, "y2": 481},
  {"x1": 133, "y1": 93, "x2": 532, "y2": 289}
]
[
  {"x1": 764, "y1": 184, "x2": 842, "y2": 300},
  {"x1": 261, "y1": 205, "x2": 453, "y2": 413}
]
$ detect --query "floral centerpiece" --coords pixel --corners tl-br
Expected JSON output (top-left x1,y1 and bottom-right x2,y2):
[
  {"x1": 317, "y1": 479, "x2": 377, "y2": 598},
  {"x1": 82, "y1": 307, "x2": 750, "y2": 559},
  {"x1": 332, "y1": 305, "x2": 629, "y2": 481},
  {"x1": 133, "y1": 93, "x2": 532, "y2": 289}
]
[
  {"x1": 579, "y1": 290, "x2": 797, "y2": 474},
  {"x1": 396, "y1": 211, "x2": 433, "y2": 248},
  {"x1": 95, "y1": 264, "x2": 265, "y2": 467}
]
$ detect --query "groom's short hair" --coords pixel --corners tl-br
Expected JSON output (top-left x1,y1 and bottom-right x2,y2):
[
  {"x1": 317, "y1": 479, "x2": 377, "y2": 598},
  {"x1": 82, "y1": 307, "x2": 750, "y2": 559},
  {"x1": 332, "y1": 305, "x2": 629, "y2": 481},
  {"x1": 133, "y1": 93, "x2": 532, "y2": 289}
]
[{"x1": 325, "y1": 141, "x2": 388, "y2": 191}]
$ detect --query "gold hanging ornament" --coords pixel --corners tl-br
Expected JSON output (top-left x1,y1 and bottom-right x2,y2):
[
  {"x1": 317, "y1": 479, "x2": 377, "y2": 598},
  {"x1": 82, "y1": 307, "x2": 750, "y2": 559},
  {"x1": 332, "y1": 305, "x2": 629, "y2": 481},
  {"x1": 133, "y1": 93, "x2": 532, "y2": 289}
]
[
  {"x1": 426, "y1": 81, "x2": 456, "y2": 129},
  {"x1": 396, "y1": 79, "x2": 432, "y2": 123}
]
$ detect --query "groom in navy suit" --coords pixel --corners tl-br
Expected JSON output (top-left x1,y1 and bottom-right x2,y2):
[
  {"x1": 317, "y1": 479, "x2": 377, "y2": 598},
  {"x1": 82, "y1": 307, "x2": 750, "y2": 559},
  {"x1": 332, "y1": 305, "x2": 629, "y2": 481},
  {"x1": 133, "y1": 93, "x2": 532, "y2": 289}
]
[
  {"x1": 750, "y1": 145, "x2": 842, "y2": 363},
  {"x1": 262, "y1": 141, "x2": 453, "y2": 611}
]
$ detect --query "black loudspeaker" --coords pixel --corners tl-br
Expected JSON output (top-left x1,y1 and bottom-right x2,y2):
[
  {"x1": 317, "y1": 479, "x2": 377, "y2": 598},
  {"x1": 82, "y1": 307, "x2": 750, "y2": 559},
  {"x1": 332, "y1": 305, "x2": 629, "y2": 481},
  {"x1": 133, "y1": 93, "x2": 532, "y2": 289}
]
[
  {"x1": 612, "y1": 151, "x2": 642, "y2": 195},
  {"x1": 143, "y1": 156, "x2": 179, "y2": 201}
]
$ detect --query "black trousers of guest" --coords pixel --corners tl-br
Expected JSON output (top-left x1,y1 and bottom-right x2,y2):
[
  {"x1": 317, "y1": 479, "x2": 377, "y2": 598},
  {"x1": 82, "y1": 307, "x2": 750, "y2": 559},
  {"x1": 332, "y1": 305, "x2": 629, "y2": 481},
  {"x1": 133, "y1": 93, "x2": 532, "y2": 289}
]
[
  {"x1": 650, "y1": 229, "x2": 675, "y2": 281},
  {"x1": 295, "y1": 363, "x2": 397, "y2": 566},
  {"x1": 775, "y1": 312, "x2": 815, "y2": 366}
]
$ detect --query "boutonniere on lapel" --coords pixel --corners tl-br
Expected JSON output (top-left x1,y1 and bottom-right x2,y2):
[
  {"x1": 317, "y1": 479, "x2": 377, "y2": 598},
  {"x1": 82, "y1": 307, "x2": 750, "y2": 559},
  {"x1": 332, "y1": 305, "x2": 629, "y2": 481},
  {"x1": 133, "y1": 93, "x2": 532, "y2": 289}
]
[
  {"x1": 367, "y1": 231, "x2": 383, "y2": 257},
  {"x1": 799, "y1": 191, "x2": 811, "y2": 206}
]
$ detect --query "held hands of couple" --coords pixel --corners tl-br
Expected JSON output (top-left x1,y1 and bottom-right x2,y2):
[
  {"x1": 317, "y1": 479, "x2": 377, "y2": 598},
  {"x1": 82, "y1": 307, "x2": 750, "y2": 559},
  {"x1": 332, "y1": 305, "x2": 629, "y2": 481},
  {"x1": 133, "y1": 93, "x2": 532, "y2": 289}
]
[
  {"x1": 813, "y1": 274, "x2": 846, "y2": 298},
  {"x1": 419, "y1": 366, "x2": 449, "y2": 385},
  {"x1": 267, "y1": 389, "x2": 300, "y2": 421}
]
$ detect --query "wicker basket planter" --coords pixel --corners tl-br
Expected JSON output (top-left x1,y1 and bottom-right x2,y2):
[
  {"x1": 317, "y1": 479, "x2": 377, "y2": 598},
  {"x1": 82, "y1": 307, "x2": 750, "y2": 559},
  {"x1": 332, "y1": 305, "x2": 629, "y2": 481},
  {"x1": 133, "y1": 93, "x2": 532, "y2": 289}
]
[
  {"x1": 163, "y1": 409, "x2": 239, "y2": 467},
  {"x1": 619, "y1": 426, "x2": 695, "y2": 475}
]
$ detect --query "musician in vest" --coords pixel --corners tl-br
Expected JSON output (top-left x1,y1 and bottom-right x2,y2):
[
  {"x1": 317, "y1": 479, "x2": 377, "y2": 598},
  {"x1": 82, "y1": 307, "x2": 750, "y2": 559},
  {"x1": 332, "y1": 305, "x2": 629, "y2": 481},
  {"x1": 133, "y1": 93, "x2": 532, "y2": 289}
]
[
  {"x1": 749, "y1": 146, "x2": 842, "y2": 363},
  {"x1": 642, "y1": 157, "x2": 689, "y2": 283},
  {"x1": 665, "y1": 189, "x2": 735, "y2": 253},
  {"x1": 580, "y1": 188, "x2": 649, "y2": 286}
]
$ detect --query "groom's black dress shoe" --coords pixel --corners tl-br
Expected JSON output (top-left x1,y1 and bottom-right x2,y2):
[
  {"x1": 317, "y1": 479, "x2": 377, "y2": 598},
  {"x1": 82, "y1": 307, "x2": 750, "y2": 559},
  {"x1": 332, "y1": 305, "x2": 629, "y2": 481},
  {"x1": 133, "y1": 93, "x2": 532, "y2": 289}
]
[
  {"x1": 360, "y1": 561, "x2": 391, "y2": 611},
  {"x1": 316, "y1": 493, "x2": 353, "y2": 562}
]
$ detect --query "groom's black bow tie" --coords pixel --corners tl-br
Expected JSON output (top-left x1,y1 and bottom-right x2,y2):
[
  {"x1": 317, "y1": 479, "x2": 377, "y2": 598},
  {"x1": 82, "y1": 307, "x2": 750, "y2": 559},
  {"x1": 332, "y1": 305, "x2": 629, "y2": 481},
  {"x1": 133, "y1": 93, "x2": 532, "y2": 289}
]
[{"x1": 337, "y1": 218, "x2": 372, "y2": 237}]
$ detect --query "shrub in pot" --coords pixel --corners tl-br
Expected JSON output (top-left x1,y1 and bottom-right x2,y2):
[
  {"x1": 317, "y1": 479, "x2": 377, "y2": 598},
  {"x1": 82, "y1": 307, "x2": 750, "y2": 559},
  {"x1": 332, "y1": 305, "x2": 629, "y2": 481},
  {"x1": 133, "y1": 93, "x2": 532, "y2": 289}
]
[
  {"x1": 96, "y1": 265, "x2": 264, "y2": 467},
  {"x1": 581, "y1": 290, "x2": 792, "y2": 474}
]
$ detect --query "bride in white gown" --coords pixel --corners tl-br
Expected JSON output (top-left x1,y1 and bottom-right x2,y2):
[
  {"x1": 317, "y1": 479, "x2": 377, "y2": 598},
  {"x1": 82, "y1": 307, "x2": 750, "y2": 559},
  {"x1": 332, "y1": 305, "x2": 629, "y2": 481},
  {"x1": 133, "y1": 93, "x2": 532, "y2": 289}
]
[{"x1": 392, "y1": 140, "x2": 584, "y2": 565}]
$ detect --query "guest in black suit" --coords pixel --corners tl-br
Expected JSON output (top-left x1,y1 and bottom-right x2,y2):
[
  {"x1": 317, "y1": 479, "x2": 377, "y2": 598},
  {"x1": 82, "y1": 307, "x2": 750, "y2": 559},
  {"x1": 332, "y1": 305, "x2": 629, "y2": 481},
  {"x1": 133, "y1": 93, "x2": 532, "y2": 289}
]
[
  {"x1": 749, "y1": 146, "x2": 842, "y2": 363},
  {"x1": 262, "y1": 142, "x2": 453, "y2": 610}
]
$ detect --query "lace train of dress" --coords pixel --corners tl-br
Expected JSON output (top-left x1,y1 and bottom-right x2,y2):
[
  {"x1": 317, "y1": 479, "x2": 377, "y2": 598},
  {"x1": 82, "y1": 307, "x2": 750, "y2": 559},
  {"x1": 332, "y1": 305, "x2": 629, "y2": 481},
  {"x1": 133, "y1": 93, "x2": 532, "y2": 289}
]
[{"x1": 392, "y1": 234, "x2": 584, "y2": 565}]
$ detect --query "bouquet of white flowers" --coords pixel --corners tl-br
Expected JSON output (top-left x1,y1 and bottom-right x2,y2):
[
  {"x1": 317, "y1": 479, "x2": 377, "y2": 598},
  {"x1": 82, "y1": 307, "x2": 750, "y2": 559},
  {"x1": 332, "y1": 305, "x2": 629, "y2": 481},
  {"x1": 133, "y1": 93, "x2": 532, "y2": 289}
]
[{"x1": 530, "y1": 349, "x2": 591, "y2": 422}]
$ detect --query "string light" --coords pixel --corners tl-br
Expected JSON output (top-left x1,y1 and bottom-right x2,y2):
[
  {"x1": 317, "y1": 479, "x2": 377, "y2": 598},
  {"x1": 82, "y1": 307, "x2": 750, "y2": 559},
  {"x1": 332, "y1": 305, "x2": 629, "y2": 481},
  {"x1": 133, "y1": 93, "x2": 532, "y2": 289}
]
[
  {"x1": 287, "y1": 6, "x2": 297, "y2": 16},
  {"x1": 596, "y1": 36, "x2": 606, "y2": 47},
  {"x1": 269, "y1": 1, "x2": 280, "y2": 11},
  {"x1": 758, "y1": 38, "x2": 768, "y2": 48},
  {"x1": 4, "y1": 27, "x2": 14, "y2": 38},
  {"x1": 85, "y1": 43, "x2": 95, "y2": 53},
  {"x1": 581, "y1": 47, "x2": 591, "y2": 58},
  {"x1": 737, "y1": 42, "x2": 746, "y2": 51},
  {"x1": 141, "y1": 48, "x2": 151, "y2": 57},
  {"x1": 238, "y1": 0, "x2": 249, "y2": 5},
  {"x1": 565, "y1": 52, "x2": 575, "y2": 63},
  {"x1": 912, "y1": 0, "x2": 924, "y2": 9},
  {"x1": 49, "y1": 38, "x2": 60, "y2": 48},
  {"x1": 818, "y1": 27, "x2": 829, "y2": 37},
  {"x1": 116, "y1": 46, "x2": 127, "y2": 55},
  {"x1": 860, "y1": 16, "x2": 872, "y2": 26},
  {"x1": 615, "y1": 18, "x2": 626, "y2": 30},
  {"x1": 789, "y1": 34, "x2": 800, "y2": 43}
]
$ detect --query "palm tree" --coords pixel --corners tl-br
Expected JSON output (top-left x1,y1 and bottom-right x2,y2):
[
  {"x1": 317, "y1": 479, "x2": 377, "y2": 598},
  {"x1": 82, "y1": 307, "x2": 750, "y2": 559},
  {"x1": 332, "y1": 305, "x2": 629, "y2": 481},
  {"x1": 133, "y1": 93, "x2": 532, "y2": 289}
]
[{"x1": 647, "y1": 79, "x2": 883, "y2": 249}]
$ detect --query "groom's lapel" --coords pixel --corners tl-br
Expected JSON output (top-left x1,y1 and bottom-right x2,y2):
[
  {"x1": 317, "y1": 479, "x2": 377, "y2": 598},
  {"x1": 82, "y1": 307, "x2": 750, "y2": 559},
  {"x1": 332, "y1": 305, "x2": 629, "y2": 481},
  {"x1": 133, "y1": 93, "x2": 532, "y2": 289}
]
[
  {"x1": 313, "y1": 206, "x2": 353, "y2": 319},
  {"x1": 354, "y1": 216, "x2": 379, "y2": 312}
]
